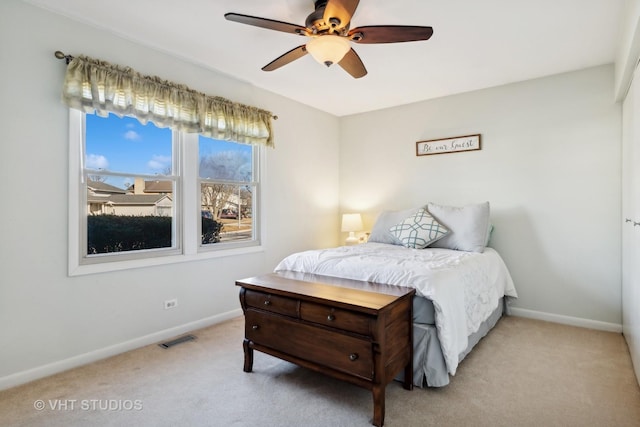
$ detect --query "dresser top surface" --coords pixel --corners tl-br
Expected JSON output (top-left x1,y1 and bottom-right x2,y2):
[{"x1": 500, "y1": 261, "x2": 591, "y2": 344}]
[{"x1": 236, "y1": 271, "x2": 415, "y2": 313}]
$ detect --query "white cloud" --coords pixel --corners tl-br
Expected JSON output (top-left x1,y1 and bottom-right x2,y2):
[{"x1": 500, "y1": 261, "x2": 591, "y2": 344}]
[
  {"x1": 124, "y1": 130, "x2": 141, "y2": 141},
  {"x1": 85, "y1": 154, "x2": 109, "y2": 170},
  {"x1": 148, "y1": 155, "x2": 171, "y2": 172}
]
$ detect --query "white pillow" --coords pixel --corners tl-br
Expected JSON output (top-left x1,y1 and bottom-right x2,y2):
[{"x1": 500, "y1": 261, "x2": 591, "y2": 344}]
[
  {"x1": 389, "y1": 208, "x2": 449, "y2": 249},
  {"x1": 368, "y1": 207, "x2": 420, "y2": 245},
  {"x1": 427, "y1": 202, "x2": 491, "y2": 253}
]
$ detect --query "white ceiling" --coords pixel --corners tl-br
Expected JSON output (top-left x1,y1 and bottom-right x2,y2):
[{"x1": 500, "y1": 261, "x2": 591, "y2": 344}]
[{"x1": 25, "y1": 0, "x2": 624, "y2": 117}]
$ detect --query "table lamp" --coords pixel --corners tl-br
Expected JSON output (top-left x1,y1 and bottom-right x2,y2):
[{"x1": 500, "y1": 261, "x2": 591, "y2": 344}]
[{"x1": 341, "y1": 213, "x2": 363, "y2": 245}]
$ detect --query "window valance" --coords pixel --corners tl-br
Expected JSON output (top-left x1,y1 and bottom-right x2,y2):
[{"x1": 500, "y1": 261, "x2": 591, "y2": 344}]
[{"x1": 61, "y1": 54, "x2": 274, "y2": 147}]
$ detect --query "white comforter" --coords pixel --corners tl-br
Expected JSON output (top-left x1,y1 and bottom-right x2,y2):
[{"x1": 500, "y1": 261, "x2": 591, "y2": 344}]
[{"x1": 274, "y1": 242, "x2": 517, "y2": 375}]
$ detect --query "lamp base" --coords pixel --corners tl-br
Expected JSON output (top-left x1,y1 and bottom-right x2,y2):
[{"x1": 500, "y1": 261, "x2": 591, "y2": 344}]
[{"x1": 345, "y1": 232, "x2": 359, "y2": 246}]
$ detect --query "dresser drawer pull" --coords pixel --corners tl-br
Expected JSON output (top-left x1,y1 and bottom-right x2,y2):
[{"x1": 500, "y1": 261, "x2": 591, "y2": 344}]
[
  {"x1": 349, "y1": 353, "x2": 359, "y2": 361},
  {"x1": 264, "y1": 300, "x2": 271, "y2": 306},
  {"x1": 327, "y1": 314, "x2": 336, "y2": 321},
  {"x1": 252, "y1": 325, "x2": 260, "y2": 330}
]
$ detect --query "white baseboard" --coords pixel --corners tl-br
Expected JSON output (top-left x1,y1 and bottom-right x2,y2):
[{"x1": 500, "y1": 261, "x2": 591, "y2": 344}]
[
  {"x1": 0, "y1": 308, "x2": 242, "y2": 391},
  {"x1": 509, "y1": 307, "x2": 622, "y2": 333}
]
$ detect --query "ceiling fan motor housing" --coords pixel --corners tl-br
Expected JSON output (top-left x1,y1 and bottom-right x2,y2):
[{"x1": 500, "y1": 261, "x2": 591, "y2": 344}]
[{"x1": 306, "y1": 0, "x2": 348, "y2": 34}]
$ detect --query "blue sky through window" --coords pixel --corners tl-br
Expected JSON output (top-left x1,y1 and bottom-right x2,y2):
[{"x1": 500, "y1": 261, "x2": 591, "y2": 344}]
[
  {"x1": 198, "y1": 135, "x2": 251, "y2": 159},
  {"x1": 86, "y1": 114, "x2": 172, "y2": 183},
  {"x1": 86, "y1": 113, "x2": 252, "y2": 188},
  {"x1": 198, "y1": 135, "x2": 252, "y2": 181}
]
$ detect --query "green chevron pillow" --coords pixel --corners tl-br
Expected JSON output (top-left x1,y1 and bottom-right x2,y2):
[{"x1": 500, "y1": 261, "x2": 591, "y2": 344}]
[{"x1": 389, "y1": 207, "x2": 449, "y2": 249}]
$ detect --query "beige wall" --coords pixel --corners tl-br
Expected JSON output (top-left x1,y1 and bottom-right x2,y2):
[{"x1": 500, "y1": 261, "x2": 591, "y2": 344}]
[
  {"x1": 0, "y1": 0, "x2": 340, "y2": 388},
  {"x1": 615, "y1": 0, "x2": 640, "y2": 99},
  {"x1": 340, "y1": 65, "x2": 621, "y2": 327}
]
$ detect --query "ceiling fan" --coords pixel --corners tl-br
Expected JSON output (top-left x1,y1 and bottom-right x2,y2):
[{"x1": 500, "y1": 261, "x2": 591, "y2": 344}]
[{"x1": 224, "y1": 0, "x2": 434, "y2": 79}]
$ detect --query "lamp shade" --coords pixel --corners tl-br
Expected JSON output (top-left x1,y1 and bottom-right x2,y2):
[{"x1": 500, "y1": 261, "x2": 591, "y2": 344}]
[
  {"x1": 306, "y1": 35, "x2": 351, "y2": 66},
  {"x1": 341, "y1": 213, "x2": 363, "y2": 232}
]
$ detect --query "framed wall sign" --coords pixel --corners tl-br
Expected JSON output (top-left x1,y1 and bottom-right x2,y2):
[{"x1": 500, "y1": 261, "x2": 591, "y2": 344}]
[{"x1": 416, "y1": 134, "x2": 481, "y2": 156}]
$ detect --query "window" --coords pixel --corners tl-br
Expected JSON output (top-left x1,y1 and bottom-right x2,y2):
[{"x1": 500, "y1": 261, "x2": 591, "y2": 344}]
[
  {"x1": 84, "y1": 114, "x2": 178, "y2": 258},
  {"x1": 69, "y1": 110, "x2": 262, "y2": 275},
  {"x1": 199, "y1": 136, "x2": 257, "y2": 247}
]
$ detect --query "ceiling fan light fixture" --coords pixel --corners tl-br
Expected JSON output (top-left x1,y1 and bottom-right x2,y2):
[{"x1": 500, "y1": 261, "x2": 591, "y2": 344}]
[{"x1": 306, "y1": 35, "x2": 350, "y2": 67}]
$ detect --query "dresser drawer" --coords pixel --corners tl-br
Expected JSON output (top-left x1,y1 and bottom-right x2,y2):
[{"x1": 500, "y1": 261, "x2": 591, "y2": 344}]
[
  {"x1": 246, "y1": 310, "x2": 374, "y2": 380},
  {"x1": 244, "y1": 289, "x2": 299, "y2": 317},
  {"x1": 300, "y1": 301, "x2": 373, "y2": 336}
]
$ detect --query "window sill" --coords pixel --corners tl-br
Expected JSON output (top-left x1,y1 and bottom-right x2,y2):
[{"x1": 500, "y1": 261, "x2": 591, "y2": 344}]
[{"x1": 68, "y1": 245, "x2": 265, "y2": 277}]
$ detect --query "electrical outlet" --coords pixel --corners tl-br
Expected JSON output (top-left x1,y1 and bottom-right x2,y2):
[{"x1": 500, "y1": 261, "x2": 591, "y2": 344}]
[{"x1": 164, "y1": 299, "x2": 178, "y2": 310}]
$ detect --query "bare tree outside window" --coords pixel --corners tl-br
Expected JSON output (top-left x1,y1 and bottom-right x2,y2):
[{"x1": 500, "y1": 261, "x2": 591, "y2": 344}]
[{"x1": 199, "y1": 137, "x2": 256, "y2": 244}]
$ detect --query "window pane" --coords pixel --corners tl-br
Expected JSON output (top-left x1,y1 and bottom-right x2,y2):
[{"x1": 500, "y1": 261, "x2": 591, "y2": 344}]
[
  {"x1": 199, "y1": 135, "x2": 252, "y2": 181},
  {"x1": 201, "y1": 183, "x2": 253, "y2": 245},
  {"x1": 199, "y1": 135, "x2": 256, "y2": 248},
  {"x1": 84, "y1": 114, "x2": 176, "y2": 257},
  {"x1": 86, "y1": 114, "x2": 173, "y2": 175}
]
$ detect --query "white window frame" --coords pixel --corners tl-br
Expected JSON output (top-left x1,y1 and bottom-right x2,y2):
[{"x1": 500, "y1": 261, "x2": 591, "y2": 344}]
[{"x1": 68, "y1": 109, "x2": 264, "y2": 276}]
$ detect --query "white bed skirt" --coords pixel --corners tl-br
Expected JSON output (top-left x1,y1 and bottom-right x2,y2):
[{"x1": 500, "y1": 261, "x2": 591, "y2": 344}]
[{"x1": 398, "y1": 297, "x2": 505, "y2": 387}]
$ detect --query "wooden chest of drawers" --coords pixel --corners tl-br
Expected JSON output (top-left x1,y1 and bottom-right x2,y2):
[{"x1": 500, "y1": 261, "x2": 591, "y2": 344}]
[{"x1": 237, "y1": 271, "x2": 415, "y2": 427}]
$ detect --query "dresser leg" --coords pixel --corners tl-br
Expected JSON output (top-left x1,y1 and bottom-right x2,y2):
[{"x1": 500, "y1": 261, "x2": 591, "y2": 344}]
[
  {"x1": 243, "y1": 338, "x2": 253, "y2": 372},
  {"x1": 372, "y1": 385, "x2": 385, "y2": 427}
]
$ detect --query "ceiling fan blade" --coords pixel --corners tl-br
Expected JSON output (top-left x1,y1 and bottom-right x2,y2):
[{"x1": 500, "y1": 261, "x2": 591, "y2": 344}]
[
  {"x1": 262, "y1": 45, "x2": 308, "y2": 71},
  {"x1": 338, "y1": 48, "x2": 367, "y2": 79},
  {"x1": 225, "y1": 13, "x2": 308, "y2": 36},
  {"x1": 323, "y1": 0, "x2": 360, "y2": 30},
  {"x1": 348, "y1": 25, "x2": 434, "y2": 44}
]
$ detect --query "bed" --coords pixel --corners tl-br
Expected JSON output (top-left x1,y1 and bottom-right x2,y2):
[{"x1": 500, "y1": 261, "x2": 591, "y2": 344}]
[{"x1": 274, "y1": 202, "x2": 518, "y2": 387}]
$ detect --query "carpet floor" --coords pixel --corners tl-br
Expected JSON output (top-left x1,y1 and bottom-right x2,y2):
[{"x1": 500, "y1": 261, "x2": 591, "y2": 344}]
[{"x1": 2, "y1": 315, "x2": 639, "y2": 426}]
